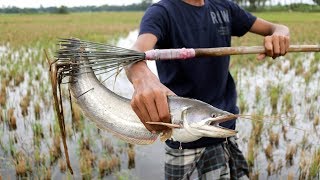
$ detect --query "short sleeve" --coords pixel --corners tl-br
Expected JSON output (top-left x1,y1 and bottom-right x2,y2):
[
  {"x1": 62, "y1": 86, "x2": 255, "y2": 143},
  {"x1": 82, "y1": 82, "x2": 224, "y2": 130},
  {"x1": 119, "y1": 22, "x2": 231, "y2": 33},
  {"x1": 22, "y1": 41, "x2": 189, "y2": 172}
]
[
  {"x1": 228, "y1": 1, "x2": 257, "y2": 37},
  {"x1": 139, "y1": 4, "x2": 169, "y2": 43}
]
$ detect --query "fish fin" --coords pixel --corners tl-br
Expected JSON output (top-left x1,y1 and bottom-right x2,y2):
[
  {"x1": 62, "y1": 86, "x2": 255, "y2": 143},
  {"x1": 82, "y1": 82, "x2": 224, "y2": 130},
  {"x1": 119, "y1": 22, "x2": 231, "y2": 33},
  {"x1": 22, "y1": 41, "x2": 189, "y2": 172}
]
[
  {"x1": 146, "y1": 122, "x2": 181, "y2": 128},
  {"x1": 160, "y1": 129, "x2": 172, "y2": 142}
]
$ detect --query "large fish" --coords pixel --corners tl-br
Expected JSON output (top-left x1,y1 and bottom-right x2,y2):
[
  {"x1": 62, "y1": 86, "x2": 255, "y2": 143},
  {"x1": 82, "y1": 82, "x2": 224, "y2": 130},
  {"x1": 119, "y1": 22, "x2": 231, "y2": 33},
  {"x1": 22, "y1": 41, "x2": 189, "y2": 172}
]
[{"x1": 69, "y1": 58, "x2": 237, "y2": 144}]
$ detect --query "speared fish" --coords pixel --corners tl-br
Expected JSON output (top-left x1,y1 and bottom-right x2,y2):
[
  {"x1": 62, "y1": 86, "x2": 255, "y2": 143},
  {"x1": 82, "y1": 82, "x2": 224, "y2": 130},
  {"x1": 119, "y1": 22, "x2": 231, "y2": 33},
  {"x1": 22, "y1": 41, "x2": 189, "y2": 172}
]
[{"x1": 49, "y1": 38, "x2": 319, "y2": 174}]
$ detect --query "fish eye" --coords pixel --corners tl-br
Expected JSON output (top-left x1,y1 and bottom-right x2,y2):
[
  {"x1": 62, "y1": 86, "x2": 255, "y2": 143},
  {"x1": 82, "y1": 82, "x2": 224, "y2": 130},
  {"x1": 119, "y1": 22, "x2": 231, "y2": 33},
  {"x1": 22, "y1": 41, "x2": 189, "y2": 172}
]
[{"x1": 211, "y1": 114, "x2": 216, "y2": 118}]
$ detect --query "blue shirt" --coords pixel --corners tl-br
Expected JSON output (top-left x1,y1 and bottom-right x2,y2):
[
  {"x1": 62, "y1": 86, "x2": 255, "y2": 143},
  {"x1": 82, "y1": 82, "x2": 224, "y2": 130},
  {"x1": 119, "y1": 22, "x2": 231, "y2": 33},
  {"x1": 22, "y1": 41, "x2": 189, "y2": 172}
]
[{"x1": 139, "y1": 0, "x2": 256, "y2": 149}]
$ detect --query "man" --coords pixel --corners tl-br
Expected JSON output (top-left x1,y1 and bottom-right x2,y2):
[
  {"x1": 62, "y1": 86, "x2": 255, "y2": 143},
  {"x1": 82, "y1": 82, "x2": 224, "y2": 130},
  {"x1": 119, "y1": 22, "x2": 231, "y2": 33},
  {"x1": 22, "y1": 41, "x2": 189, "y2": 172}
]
[{"x1": 126, "y1": 0, "x2": 289, "y2": 179}]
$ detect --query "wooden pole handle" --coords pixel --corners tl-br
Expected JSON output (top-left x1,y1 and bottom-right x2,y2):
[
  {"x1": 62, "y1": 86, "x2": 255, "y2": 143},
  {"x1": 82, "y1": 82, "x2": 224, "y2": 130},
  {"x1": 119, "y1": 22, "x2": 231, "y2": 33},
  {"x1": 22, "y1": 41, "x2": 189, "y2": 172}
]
[{"x1": 195, "y1": 45, "x2": 320, "y2": 57}]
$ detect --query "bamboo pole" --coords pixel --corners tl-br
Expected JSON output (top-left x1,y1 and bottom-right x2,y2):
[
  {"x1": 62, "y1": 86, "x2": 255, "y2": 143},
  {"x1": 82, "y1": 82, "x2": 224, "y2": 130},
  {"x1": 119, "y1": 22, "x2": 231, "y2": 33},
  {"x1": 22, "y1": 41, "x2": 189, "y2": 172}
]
[{"x1": 195, "y1": 45, "x2": 320, "y2": 57}]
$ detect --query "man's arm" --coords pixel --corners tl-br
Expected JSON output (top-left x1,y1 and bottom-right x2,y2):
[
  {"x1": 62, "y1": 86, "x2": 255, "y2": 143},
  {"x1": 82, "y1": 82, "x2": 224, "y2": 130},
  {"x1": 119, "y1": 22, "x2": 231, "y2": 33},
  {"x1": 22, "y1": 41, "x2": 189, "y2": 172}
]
[
  {"x1": 249, "y1": 18, "x2": 290, "y2": 60},
  {"x1": 126, "y1": 33, "x2": 175, "y2": 133}
]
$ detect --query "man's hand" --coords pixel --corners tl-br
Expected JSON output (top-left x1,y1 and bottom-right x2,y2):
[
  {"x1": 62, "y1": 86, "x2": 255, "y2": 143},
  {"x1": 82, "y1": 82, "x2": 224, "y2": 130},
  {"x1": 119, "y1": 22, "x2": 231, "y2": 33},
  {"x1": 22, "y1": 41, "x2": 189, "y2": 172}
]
[
  {"x1": 250, "y1": 18, "x2": 290, "y2": 60},
  {"x1": 126, "y1": 33, "x2": 175, "y2": 133},
  {"x1": 129, "y1": 62, "x2": 175, "y2": 133},
  {"x1": 257, "y1": 33, "x2": 290, "y2": 60}
]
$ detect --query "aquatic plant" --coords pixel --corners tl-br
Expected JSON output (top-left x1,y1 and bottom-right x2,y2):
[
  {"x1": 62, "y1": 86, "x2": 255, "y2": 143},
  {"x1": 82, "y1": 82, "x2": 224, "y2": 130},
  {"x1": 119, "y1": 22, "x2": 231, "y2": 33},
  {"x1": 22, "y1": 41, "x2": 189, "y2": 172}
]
[
  {"x1": 309, "y1": 148, "x2": 320, "y2": 178},
  {"x1": 268, "y1": 85, "x2": 282, "y2": 114},
  {"x1": 247, "y1": 136, "x2": 255, "y2": 168},
  {"x1": 285, "y1": 144, "x2": 297, "y2": 166},
  {"x1": 282, "y1": 92, "x2": 292, "y2": 114},
  {"x1": 7, "y1": 108, "x2": 17, "y2": 130},
  {"x1": 34, "y1": 102, "x2": 41, "y2": 120},
  {"x1": 264, "y1": 143, "x2": 273, "y2": 161}
]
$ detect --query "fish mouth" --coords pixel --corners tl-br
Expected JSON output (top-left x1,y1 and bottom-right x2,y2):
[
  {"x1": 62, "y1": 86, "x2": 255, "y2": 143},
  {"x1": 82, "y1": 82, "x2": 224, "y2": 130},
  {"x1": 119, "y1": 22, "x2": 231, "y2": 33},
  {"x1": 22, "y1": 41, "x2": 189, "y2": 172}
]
[{"x1": 187, "y1": 114, "x2": 238, "y2": 138}]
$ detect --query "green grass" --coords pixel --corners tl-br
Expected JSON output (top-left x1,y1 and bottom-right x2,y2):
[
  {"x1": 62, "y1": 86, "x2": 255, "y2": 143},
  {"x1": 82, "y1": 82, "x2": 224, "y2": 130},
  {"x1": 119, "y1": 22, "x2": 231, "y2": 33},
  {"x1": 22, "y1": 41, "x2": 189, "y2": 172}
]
[
  {"x1": 0, "y1": 12, "x2": 144, "y2": 48},
  {"x1": 0, "y1": 12, "x2": 319, "y2": 49}
]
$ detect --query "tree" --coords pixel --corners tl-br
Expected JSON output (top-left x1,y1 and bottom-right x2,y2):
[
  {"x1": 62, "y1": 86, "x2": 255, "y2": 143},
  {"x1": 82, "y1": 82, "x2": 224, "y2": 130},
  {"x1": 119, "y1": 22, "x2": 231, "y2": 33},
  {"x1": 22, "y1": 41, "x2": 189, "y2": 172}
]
[
  {"x1": 314, "y1": 0, "x2": 320, "y2": 5},
  {"x1": 57, "y1": 5, "x2": 68, "y2": 14},
  {"x1": 141, "y1": 0, "x2": 153, "y2": 10}
]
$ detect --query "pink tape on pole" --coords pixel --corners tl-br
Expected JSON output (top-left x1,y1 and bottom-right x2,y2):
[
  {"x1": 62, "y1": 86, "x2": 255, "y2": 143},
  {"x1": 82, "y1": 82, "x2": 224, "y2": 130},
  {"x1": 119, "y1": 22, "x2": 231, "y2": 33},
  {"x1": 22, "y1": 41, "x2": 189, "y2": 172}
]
[{"x1": 145, "y1": 48, "x2": 196, "y2": 60}]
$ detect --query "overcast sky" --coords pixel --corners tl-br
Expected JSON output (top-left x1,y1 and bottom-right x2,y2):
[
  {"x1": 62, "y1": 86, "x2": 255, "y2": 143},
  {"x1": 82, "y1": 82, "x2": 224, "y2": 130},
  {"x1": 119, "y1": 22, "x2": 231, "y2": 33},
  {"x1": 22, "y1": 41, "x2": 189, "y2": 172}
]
[{"x1": 0, "y1": 0, "x2": 314, "y2": 8}]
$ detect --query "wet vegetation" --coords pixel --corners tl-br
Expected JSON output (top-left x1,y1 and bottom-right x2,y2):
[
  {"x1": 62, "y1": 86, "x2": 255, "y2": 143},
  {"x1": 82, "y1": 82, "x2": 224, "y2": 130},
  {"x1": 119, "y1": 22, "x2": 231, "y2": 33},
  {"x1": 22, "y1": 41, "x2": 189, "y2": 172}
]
[{"x1": 0, "y1": 11, "x2": 319, "y2": 179}]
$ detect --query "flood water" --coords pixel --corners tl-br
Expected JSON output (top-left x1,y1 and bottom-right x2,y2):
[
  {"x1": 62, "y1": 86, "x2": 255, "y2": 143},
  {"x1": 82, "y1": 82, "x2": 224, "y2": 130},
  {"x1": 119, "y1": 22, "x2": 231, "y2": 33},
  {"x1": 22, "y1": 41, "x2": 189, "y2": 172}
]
[{"x1": 0, "y1": 30, "x2": 319, "y2": 179}]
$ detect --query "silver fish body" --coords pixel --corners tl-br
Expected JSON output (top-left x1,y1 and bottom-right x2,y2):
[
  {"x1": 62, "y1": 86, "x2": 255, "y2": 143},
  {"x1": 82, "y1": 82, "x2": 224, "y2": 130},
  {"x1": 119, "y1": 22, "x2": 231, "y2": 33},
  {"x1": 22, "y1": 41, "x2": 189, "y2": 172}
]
[{"x1": 69, "y1": 65, "x2": 237, "y2": 145}]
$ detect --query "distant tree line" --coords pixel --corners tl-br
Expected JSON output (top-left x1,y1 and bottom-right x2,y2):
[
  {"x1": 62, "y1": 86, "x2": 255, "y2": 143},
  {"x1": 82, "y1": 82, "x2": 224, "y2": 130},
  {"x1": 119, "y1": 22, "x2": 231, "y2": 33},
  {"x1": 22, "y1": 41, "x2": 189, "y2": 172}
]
[
  {"x1": 0, "y1": 0, "x2": 153, "y2": 14},
  {"x1": 0, "y1": 0, "x2": 319, "y2": 14},
  {"x1": 236, "y1": 0, "x2": 319, "y2": 11}
]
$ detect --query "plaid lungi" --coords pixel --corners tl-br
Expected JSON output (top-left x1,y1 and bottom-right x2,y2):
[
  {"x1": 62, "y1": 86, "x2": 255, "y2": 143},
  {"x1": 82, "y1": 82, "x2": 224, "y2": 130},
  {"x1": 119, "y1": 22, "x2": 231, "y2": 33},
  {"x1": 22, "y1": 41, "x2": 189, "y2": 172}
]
[{"x1": 165, "y1": 137, "x2": 249, "y2": 180}]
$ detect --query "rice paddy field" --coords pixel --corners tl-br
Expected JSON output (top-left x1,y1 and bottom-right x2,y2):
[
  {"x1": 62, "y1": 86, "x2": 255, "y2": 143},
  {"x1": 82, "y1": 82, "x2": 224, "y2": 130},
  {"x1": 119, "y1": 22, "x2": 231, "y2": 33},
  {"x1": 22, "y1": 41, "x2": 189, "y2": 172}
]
[{"x1": 0, "y1": 11, "x2": 319, "y2": 179}]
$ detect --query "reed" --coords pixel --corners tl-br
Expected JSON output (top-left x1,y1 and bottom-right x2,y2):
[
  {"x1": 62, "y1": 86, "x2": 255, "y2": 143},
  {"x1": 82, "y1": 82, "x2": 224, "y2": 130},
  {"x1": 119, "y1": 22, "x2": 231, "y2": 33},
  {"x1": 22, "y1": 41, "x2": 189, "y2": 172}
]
[
  {"x1": 287, "y1": 171, "x2": 294, "y2": 180},
  {"x1": 238, "y1": 95, "x2": 248, "y2": 114},
  {"x1": 0, "y1": 84, "x2": 6, "y2": 107},
  {"x1": 0, "y1": 110, "x2": 3, "y2": 122},
  {"x1": 34, "y1": 102, "x2": 41, "y2": 120},
  {"x1": 71, "y1": 102, "x2": 82, "y2": 131},
  {"x1": 79, "y1": 136, "x2": 96, "y2": 178},
  {"x1": 254, "y1": 86, "x2": 261, "y2": 104},
  {"x1": 303, "y1": 71, "x2": 312, "y2": 85},
  {"x1": 59, "y1": 158, "x2": 67, "y2": 173},
  {"x1": 267, "y1": 162, "x2": 274, "y2": 176},
  {"x1": 251, "y1": 113, "x2": 264, "y2": 143},
  {"x1": 108, "y1": 155, "x2": 121, "y2": 172},
  {"x1": 50, "y1": 134, "x2": 62, "y2": 164},
  {"x1": 295, "y1": 60, "x2": 304, "y2": 76},
  {"x1": 247, "y1": 136, "x2": 255, "y2": 168},
  {"x1": 265, "y1": 143, "x2": 273, "y2": 161},
  {"x1": 268, "y1": 130, "x2": 279, "y2": 148},
  {"x1": 32, "y1": 122, "x2": 44, "y2": 147},
  {"x1": 15, "y1": 151, "x2": 29, "y2": 177},
  {"x1": 249, "y1": 172, "x2": 259, "y2": 180},
  {"x1": 7, "y1": 108, "x2": 17, "y2": 130},
  {"x1": 100, "y1": 139, "x2": 113, "y2": 155},
  {"x1": 34, "y1": 147, "x2": 42, "y2": 166},
  {"x1": 309, "y1": 148, "x2": 320, "y2": 178},
  {"x1": 268, "y1": 85, "x2": 282, "y2": 114},
  {"x1": 285, "y1": 144, "x2": 297, "y2": 166},
  {"x1": 299, "y1": 150, "x2": 308, "y2": 179},
  {"x1": 127, "y1": 144, "x2": 135, "y2": 169},
  {"x1": 313, "y1": 115, "x2": 319, "y2": 127},
  {"x1": 98, "y1": 158, "x2": 108, "y2": 177},
  {"x1": 20, "y1": 94, "x2": 31, "y2": 117},
  {"x1": 282, "y1": 92, "x2": 292, "y2": 114},
  {"x1": 276, "y1": 159, "x2": 283, "y2": 174}
]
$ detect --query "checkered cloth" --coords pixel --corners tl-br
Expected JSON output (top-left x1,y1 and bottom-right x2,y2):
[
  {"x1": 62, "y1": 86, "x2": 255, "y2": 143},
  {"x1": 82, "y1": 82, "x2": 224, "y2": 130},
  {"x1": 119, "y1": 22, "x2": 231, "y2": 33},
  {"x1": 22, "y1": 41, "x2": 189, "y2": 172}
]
[{"x1": 165, "y1": 137, "x2": 249, "y2": 180}]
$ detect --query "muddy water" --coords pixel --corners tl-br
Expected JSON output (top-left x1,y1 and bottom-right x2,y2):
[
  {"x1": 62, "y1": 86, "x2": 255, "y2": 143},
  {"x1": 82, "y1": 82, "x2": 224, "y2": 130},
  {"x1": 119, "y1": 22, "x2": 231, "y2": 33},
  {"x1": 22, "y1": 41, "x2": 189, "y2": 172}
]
[
  {"x1": 0, "y1": 30, "x2": 319, "y2": 179},
  {"x1": 0, "y1": 32, "x2": 165, "y2": 179}
]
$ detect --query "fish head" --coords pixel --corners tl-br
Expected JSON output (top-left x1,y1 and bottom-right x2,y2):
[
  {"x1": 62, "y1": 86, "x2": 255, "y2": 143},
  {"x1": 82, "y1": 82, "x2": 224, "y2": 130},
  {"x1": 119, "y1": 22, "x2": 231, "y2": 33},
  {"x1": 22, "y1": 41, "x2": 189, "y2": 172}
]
[{"x1": 169, "y1": 96, "x2": 237, "y2": 143}]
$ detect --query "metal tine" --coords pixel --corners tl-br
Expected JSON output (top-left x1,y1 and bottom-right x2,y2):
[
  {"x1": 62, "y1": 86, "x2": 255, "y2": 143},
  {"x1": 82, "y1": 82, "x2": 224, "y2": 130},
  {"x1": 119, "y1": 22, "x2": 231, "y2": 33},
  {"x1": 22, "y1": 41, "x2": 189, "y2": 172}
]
[
  {"x1": 57, "y1": 42, "x2": 141, "y2": 56},
  {"x1": 57, "y1": 50, "x2": 143, "y2": 58},
  {"x1": 56, "y1": 38, "x2": 145, "y2": 79},
  {"x1": 73, "y1": 62, "x2": 127, "y2": 73},
  {"x1": 58, "y1": 45, "x2": 134, "y2": 54},
  {"x1": 68, "y1": 59, "x2": 139, "y2": 69},
  {"x1": 67, "y1": 62, "x2": 127, "y2": 72},
  {"x1": 57, "y1": 55, "x2": 143, "y2": 67},
  {"x1": 62, "y1": 38, "x2": 129, "y2": 49},
  {"x1": 56, "y1": 56, "x2": 141, "y2": 69},
  {"x1": 57, "y1": 48, "x2": 142, "y2": 54},
  {"x1": 67, "y1": 64, "x2": 123, "y2": 77},
  {"x1": 76, "y1": 55, "x2": 142, "y2": 63},
  {"x1": 57, "y1": 52, "x2": 143, "y2": 58},
  {"x1": 60, "y1": 38, "x2": 138, "y2": 53},
  {"x1": 62, "y1": 58, "x2": 129, "y2": 72}
]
